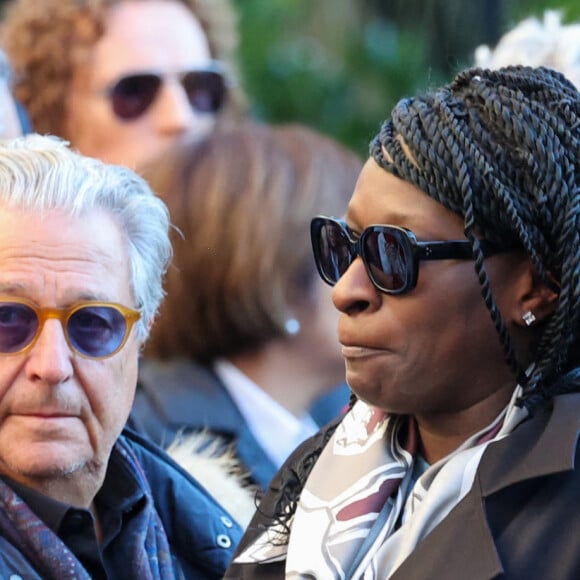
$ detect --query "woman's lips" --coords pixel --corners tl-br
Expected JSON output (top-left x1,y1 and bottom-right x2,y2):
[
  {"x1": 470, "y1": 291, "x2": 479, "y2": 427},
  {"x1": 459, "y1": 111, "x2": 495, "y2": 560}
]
[{"x1": 341, "y1": 345, "x2": 387, "y2": 359}]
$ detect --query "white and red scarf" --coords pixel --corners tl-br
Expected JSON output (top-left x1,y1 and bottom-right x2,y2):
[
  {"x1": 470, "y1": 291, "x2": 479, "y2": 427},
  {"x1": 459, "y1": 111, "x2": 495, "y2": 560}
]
[{"x1": 235, "y1": 386, "x2": 528, "y2": 578}]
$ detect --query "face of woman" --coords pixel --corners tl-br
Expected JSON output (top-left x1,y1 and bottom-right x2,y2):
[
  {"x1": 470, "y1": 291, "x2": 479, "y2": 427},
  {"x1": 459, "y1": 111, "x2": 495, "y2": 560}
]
[
  {"x1": 333, "y1": 159, "x2": 528, "y2": 427},
  {"x1": 65, "y1": 0, "x2": 216, "y2": 170}
]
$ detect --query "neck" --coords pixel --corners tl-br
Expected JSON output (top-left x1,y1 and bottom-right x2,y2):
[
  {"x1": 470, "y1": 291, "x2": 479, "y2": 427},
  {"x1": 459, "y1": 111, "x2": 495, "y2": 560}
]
[
  {"x1": 227, "y1": 336, "x2": 343, "y2": 417},
  {"x1": 415, "y1": 380, "x2": 516, "y2": 464}
]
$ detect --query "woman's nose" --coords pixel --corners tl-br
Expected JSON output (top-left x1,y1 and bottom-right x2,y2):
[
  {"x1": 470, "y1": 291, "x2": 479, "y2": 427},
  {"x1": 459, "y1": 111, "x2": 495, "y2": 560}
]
[{"x1": 332, "y1": 257, "x2": 380, "y2": 315}]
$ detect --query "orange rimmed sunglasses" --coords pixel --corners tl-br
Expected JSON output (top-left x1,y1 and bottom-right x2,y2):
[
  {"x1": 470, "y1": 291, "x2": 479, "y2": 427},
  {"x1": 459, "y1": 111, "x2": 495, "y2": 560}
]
[{"x1": 0, "y1": 298, "x2": 141, "y2": 359}]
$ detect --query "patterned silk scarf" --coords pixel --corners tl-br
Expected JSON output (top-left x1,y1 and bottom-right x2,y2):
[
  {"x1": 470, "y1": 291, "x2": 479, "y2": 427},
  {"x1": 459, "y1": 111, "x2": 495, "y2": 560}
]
[
  {"x1": 0, "y1": 438, "x2": 176, "y2": 580},
  {"x1": 235, "y1": 386, "x2": 528, "y2": 578}
]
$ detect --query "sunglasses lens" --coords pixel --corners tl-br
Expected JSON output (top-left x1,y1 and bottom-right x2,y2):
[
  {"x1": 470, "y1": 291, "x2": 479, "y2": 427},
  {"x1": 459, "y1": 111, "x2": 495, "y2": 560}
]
[
  {"x1": 0, "y1": 303, "x2": 38, "y2": 353},
  {"x1": 110, "y1": 74, "x2": 161, "y2": 120},
  {"x1": 312, "y1": 219, "x2": 352, "y2": 285},
  {"x1": 182, "y1": 70, "x2": 227, "y2": 113},
  {"x1": 363, "y1": 229, "x2": 410, "y2": 292},
  {"x1": 68, "y1": 306, "x2": 128, "y2": 358}
]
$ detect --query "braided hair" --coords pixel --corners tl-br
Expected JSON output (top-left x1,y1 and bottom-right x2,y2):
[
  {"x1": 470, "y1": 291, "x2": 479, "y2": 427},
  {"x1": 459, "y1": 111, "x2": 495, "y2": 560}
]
[
  {"x1": 371, "y1": 65, "x2": 580, "y2": 406},
  {"x1": 260, "y1": 65, "x2": 580, "y2": 538}
]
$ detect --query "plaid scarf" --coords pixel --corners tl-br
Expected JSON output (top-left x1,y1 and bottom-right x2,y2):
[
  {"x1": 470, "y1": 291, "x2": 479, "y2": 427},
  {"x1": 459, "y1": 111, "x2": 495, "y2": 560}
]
[{"x1": 0, "y1": 438, "x2": 176, "y2": 580}]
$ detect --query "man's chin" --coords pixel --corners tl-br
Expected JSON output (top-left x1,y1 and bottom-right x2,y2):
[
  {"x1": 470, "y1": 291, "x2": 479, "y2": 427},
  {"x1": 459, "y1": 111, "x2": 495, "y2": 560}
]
[
  {"x1": 24, "y1": 462, "x2": 87, "y2": 479},
  {"x1": 1, "y1": 453, "x2": 89, "y2": 482}
]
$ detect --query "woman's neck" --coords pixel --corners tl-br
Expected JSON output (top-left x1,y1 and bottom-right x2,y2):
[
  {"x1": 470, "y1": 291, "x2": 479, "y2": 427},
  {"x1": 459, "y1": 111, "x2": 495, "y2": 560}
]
[{"x1": 415, "y1": 380, "x2": 516, "y2": 464}]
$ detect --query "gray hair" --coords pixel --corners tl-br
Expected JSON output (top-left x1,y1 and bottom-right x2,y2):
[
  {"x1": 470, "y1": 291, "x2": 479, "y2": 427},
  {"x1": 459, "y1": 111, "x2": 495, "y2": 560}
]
[{"x1": 0, "y1": 134, "x2": 172, "y2": 340}]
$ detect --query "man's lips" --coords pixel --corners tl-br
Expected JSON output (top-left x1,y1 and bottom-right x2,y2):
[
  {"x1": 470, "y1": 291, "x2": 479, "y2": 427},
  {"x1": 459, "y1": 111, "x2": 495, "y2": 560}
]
[{"x1": 12, "y1": 408, "x2": 78, "y2": 419}]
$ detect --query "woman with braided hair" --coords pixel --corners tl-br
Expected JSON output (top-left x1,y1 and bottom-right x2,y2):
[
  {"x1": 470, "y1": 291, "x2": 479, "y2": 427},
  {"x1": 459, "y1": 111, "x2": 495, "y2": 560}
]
[{"x1": 224, "y1": 65, "x2": 580, "y2": 579}]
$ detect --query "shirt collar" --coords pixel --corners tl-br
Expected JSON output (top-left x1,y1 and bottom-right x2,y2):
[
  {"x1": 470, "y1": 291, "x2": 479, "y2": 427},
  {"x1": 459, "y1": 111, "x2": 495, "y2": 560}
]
[{"x1": 214, "y1": 358, "x2": 318, "y2": 468}]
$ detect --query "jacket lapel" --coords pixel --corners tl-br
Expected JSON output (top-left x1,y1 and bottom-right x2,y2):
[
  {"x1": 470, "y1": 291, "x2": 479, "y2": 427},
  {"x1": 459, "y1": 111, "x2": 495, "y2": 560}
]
[
  {"x1": 392, "y1": 394, "x2": 580, "y2": 580},
  {"x1": 479, "y1": 394, "x2": 580, "y2": 496},
  {"x1": 391, "y1": 474, "x2": 503, "y2": 580}
]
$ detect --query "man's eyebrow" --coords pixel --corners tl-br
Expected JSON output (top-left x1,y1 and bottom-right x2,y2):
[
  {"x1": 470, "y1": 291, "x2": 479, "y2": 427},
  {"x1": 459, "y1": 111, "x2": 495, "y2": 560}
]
[
  {"x1": 0, "y1": 283, "x2": 28, "y2": 294},
  {"x1": 0, "y1": 285, "x2": 111, "y2": 303}
]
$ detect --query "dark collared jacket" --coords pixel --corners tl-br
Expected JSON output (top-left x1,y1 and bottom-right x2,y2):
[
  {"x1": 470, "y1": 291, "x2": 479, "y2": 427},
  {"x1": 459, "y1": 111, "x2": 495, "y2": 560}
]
[
  {"x1": 0, "y1": 429, "x2": 242, "y2": 580},
  {"x1": 225, "y1": 393, "x2": 580, "y2": 579}
]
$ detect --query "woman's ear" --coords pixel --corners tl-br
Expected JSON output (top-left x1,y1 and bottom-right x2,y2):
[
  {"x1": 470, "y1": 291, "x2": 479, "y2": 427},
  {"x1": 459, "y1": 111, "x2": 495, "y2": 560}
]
[{"x1": 513, "y1": 261, "x2": 559, "y2": 328}]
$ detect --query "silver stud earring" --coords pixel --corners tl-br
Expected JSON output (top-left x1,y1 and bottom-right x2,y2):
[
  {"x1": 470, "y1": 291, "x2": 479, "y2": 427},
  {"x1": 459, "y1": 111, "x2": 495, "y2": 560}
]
[
  {"x1": 284, "y1": 318, "x2": 301, "y2": 336},
  {"x1": 522, "y1": 311, "x2": 536, "y2": 326}
]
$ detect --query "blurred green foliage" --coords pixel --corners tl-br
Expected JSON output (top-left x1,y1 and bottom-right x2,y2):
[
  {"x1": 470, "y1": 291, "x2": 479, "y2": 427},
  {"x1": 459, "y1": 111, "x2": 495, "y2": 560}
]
[
  {"x1": 235, "y1": 0, "x2": 580, "y2": 155},
  {"x1": 236, "y1": 0, "x2": 443, "y2": 154}
]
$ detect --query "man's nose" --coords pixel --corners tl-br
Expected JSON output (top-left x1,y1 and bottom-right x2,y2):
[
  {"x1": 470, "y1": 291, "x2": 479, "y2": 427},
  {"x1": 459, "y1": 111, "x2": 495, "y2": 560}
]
[
  {"x1": 153, "y1": 79, "x2": 209, "y2": 135},
  {"x1": 25, "y1": 319, "x2": 74, "y2": 385}
]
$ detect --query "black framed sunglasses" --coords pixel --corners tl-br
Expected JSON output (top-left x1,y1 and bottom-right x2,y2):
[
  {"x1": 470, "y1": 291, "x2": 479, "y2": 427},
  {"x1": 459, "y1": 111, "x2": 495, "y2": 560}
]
[
  {"x1": 107, "y1": 61, "x2": 229, "y2": 121},
  {"x1": 311, "y1": 216, "x2": 505, "y2": 295},
  {"x1": 0, "y1": 299, "x2": 141, "y2": 359}
]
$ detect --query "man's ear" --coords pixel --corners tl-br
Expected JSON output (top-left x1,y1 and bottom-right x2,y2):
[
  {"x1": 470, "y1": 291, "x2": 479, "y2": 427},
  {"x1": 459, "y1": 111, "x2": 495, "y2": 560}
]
[{"x1": 513, "y1": 261, "x2": 559, "y2": 328}]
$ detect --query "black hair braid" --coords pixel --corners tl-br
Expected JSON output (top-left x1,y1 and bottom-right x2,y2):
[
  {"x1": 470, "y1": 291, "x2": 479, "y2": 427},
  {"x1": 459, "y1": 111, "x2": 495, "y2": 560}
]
[
  {"x1": 255, "y1": 420, "x2": 341, "y2": 542},
  {"x1": 371, "y1": 65, "x2": 580, "y2": 405},
  {"x1": 529, "y1": 192, "x2": 580, "y2": 394},
  {"x1": 435, "y1": 94, "x2": 525, "y2": 379}
]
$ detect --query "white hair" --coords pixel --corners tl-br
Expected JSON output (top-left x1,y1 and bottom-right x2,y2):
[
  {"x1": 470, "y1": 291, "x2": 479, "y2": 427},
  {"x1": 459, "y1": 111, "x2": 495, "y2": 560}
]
[
  {"x1": 474, "y1": 10, "x2": 580, "y2": 89},
  {"x1": 0, "y1": 134, "x2": 172, "y2": 339}
]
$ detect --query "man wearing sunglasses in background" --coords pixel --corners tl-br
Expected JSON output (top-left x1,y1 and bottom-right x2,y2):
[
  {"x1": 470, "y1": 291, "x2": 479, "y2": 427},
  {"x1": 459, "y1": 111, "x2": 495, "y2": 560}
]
[
  {"x1": 0, "y1": 0, "x2": 246, "y2": 170},
  {"x1": 0, "y1": 134, "x2": 241, "y2": 578}
]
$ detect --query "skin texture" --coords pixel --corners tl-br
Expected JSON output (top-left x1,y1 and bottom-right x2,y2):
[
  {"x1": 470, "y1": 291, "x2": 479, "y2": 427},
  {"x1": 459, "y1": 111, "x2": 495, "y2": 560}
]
[
  {"x1": 334, "y1": 159, "x2": 545, "y2": 462},
  {"x1": 0, "y1": 206, "x2": 141, "y2": 508},
  {"x1": 65, "y1": 0, "x2": 216, "y2": 169}
]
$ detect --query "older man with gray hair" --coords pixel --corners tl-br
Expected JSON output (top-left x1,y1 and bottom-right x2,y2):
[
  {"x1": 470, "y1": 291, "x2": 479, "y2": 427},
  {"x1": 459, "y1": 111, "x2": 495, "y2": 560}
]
[{"x1": 0, "y1": 134, "x2": 241, "y2": 578}]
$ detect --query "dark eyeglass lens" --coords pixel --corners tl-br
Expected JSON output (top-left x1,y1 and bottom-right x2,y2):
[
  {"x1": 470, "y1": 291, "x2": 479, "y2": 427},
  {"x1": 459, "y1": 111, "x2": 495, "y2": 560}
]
[
  {"x1": 0, "y1": 303, "x2": 38, "y2": 353},
  {"x1": 364, "y1": 230, "x2": 409, "y2": 292},
  {"x1": 182, "y1": 71, "x2": 226, "y2": 113},
  {"x1": 111, "y1": 74, "x2": 161, "y2": 120},
  {"x1": 68, "y1": 306, "x2": 127, "y2": 357},
  {"x1": 318, "y1": 222, "x2": 352, "y2": 284}
]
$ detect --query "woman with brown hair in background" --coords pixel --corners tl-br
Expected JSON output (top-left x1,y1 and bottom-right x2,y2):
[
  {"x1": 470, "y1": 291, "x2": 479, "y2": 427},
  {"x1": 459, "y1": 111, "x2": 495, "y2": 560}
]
[{"x1": 130, "y1": 122, "x2": 362, "y2": 511}]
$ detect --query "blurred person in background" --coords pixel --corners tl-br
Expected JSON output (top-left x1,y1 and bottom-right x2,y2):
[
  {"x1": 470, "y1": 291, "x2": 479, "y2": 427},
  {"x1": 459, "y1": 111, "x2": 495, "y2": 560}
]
[
  {"x1": 0, "y1": 48, "x2": 31, "y2": 138},
  {"x1": 474, "y1": 9, "x2": 580, "y2": 88},
  {"x1": 130, "y1": 122, "x2": 363, "y2": 499},
  {"x1": 1, "y1": 0, "x2": 246, "y2": 169}
]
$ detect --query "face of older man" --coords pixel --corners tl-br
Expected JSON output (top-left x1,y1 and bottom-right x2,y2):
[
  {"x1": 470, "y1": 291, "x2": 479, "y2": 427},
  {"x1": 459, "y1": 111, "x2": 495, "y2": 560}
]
[{"x1": 0, "y1": 205, "x2": 141, "y2": 495}]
